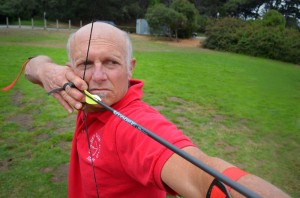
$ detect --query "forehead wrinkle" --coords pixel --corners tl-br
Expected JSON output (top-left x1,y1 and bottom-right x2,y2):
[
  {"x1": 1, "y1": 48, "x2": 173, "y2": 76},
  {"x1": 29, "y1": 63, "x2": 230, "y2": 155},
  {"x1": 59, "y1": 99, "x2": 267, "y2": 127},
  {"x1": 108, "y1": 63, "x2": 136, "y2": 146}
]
[
  {"x1": 71, "y1": 27, "x2": 127, "y2": 60},
  {"x1": 73, "y1": 37, "x2": 126, "y2": 61}
]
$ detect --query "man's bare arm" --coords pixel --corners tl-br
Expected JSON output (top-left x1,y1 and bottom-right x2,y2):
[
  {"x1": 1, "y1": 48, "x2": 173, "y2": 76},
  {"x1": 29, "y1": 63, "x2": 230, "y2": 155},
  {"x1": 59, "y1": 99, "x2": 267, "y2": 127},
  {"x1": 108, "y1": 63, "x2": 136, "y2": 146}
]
[{"x1": 162, "y1": 146, "x2": 290, "y2": 198}]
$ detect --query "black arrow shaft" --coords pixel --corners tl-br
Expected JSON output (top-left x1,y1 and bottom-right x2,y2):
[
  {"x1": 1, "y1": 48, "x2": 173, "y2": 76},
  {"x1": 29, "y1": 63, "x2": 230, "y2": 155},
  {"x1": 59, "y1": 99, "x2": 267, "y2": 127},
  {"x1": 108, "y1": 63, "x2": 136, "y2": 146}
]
[{"x1": 84, "y1": 93, "x2": 261, "y2": 198}]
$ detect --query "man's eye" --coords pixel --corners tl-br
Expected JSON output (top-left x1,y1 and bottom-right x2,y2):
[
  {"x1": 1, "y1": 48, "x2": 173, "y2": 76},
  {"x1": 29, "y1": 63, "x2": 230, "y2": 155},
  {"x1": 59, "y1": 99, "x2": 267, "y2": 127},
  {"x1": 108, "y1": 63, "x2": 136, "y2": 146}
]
[
  {"x1": 108, "y1": 60, "x2": 118, "y2": 65},
  {"x1": 77, "y1": 63, "x2": 93, "y2": 70},
  {"x1": 104, "y1": 60, "x2": 119, "y2": 68},
  {"x1": 85, "y1": 63, "x2": 93, "y2": 68}
]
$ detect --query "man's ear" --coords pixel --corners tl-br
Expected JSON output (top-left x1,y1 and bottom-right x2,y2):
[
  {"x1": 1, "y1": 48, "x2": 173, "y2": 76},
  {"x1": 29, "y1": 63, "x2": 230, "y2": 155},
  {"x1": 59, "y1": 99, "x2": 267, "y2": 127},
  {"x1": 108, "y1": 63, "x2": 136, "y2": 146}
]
[{"x1": 128, "y1": 58, "x2": 136, "y2": 79}]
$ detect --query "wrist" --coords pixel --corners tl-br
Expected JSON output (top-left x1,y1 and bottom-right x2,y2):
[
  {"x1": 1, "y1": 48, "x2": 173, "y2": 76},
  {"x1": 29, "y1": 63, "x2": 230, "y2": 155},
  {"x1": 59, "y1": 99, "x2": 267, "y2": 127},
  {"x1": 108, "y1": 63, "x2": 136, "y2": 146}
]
[
  {"x1": 207, "y1": 167, "x2": 248, "y2": 198},
  {"x1": 25, "y1": 56, "x2": 53, "y2": 85}
]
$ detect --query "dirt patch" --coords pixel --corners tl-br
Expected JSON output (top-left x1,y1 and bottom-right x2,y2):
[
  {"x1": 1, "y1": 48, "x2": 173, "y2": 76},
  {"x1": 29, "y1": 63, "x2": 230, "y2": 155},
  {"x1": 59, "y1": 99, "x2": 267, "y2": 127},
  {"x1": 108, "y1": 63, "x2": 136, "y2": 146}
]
[
  {"x1": 176, "y1": 116, "x2": 193, "y2": 129},
  {"x1": 7, "y1": 114, "x2": 33, "y2": 130},
  {"x1": 51, "y1": 163, "x2": 69, "y2": 183},
  {"x1": 130, "y1": 33, "x2": 202, "y2": 49},
  {"x1": 152, "y1": 105, "x2": 165, "y2": 111},
  {"x1": 167, "y1": 38, "x2": 201, "y2": 48},
  {"x1": 216, "y1": 140, "x2": 238, "y2": 154},
  {"x1": 12, "y1": 90, "x2": 24, "y2": 107},
  {"x1": 41, "y1": 167, "x2": 53, "y2": 173},
  {"x1": 40, "y1": 163, "x2": 69, "y2": 183},
  {"x1": 0, "y1": 158, "x2": 13, "y2": 171},
  {"x1": 168, "y1": 96, "x2": 186, "y2": 104},
  {"x1": 56, "y1": 141, "x2": 72, "y2": 152},
  {"x1": 54, "y1": 113, "x2": 76, "y2": 133},
  {"x1": 213, "y1": 115, "x2": 225, "y2": 122},
  {"x1": 130, "y1": 34, "x2": 151, "y2": 41},
  {"x1": 35, "y1": 133, "x2": 51, "y2": 142},
  {"x1": 172, "y1": 107, "x2": 186, "y2": 114},
  {"x1": 8, "y1": 91, "x2": 35, "y2": 130}
]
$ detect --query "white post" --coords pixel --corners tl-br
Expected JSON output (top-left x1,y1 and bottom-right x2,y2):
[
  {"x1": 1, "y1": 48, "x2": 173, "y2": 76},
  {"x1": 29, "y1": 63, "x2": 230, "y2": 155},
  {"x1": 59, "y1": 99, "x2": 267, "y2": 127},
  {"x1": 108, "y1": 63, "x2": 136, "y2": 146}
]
[
  {"x1": 6, "y1": 17, "x2": 9, "y2": 28},
  {"x1": 44, "y1": 19, "x2": 47, "y2": 30},
  {"x1": 31, "y1": 18, "x2": 34, "y2": 29},
  {"x1": 69, "y1": 20, "x2": 71, "y2": 30},
  {"x1": 80, "y1": 20, "x2": 82, "y2": 28},
  {"x1": 56, "y1": 19, "x2": 59, "y2": 30},
  {"x1": 44, "y1": 12, "x2": 47, "y2": 30},
  {"x1": 18, "y1": 17, "x2": 21, "y2": 28}
]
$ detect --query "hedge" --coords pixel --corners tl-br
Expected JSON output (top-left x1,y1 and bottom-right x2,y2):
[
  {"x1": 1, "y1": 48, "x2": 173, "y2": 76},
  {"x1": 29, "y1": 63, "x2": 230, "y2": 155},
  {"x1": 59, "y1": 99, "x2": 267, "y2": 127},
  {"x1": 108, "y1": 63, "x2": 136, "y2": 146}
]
[{"x1": 203, "y1": 17, "x2": 300, "y2": 65}]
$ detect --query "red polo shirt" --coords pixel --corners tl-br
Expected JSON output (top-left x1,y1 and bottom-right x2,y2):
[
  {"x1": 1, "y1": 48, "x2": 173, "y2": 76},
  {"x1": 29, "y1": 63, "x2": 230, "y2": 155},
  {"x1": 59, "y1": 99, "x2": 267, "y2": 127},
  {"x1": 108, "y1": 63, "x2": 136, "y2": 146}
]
[{"x1": 68, "y1": 79, "x2": 194, "y2": 197}]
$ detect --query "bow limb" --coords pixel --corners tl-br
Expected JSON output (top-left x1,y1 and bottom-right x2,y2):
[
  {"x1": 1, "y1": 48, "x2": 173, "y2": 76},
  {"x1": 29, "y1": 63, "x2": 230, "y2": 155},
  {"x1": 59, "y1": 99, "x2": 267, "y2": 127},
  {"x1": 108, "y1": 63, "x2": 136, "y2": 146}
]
[{"x1": 81, "y1": 20, "x2": 100, "y2": 198}]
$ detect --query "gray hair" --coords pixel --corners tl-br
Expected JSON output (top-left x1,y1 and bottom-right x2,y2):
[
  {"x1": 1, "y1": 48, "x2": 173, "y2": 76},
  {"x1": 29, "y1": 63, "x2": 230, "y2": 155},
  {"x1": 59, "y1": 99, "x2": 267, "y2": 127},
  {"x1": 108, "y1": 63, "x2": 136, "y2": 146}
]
[
  {"x1": 66, "y1": 29, "x2": 133, "y2": 73},
  {"x1": 66, "y1": 33, "x2": 75, "y2": 67}
]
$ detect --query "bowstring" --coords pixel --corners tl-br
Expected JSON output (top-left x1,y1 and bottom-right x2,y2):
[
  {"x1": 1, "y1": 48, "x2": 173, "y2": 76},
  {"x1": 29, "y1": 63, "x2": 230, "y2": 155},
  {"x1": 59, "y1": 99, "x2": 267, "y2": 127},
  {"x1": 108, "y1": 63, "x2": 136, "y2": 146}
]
[
  {"x1": 82, "y1": 20, "x2": 94, "y2": 81},
  {"x1": 82, "y1": 19, "x2": 100, "y2": 198}
]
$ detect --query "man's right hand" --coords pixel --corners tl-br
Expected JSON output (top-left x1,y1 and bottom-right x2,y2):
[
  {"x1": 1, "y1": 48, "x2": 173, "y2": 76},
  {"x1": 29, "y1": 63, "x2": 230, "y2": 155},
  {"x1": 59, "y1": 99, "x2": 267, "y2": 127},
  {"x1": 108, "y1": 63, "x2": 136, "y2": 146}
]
[{"x1": 25, "y1": 56, "x2": 88, "y2": 113}]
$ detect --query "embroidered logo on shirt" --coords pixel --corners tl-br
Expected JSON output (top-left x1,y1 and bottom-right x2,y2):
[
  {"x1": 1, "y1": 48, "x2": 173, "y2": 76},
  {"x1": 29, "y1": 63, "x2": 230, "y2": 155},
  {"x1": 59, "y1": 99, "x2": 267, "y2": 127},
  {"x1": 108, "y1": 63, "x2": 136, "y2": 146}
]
[{"x1": 87, "y1": 132, "x2": 101, "y2": 162}]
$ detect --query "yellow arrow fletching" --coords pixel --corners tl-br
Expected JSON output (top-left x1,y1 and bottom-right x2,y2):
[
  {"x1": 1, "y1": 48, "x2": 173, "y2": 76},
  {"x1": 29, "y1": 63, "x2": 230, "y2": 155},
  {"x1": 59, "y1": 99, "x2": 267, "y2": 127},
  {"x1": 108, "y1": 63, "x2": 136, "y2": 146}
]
[{"x1": 84, "y1": 90, "x2": 101, "y2": 104}]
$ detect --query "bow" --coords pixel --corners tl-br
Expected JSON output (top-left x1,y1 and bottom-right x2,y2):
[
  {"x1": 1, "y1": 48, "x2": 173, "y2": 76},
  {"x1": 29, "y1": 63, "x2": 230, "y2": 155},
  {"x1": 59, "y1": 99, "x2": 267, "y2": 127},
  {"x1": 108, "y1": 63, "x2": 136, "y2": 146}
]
[{"x1": 80, "y1": 19, "x2": 100, "y2": 198}]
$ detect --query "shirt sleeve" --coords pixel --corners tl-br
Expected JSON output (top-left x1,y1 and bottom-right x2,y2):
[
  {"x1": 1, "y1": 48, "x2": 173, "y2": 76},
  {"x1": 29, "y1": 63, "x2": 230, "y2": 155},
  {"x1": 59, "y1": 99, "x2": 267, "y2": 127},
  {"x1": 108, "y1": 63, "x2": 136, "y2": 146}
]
[{"x1": 114, "y1": 106, "x2": 194, "y2": 193}]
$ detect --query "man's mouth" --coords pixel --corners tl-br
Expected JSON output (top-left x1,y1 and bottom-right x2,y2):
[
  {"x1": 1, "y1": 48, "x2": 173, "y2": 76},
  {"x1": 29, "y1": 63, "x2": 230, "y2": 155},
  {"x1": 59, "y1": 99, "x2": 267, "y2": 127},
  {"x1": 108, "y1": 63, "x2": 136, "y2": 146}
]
[{"x1": 89, "y1": 89, "x2": 110, "y2": 98}]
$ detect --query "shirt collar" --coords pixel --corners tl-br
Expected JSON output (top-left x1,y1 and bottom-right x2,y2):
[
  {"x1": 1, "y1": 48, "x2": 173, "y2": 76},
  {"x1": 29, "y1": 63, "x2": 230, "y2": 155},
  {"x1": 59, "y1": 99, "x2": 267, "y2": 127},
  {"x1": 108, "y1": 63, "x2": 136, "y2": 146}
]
[{"x1": 78, "y1": 79, "x2": 144, "y2": 125}]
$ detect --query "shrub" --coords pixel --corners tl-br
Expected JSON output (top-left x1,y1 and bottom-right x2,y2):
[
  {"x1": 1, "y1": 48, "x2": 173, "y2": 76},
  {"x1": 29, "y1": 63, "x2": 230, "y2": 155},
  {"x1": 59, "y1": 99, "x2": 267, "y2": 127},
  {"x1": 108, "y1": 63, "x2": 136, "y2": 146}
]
[
  {"x1": 203, "y1": 15, "x2": 300, "y2": 64},
  {"x1": 242, "y1": 26, "x2": 285, "y2": 59},
  {"x1": 203, "y1": 17, "x2": 246, "y2": 51},
  {"x1": 281, "y1": 28, "x2": 300, "y2": 64}
]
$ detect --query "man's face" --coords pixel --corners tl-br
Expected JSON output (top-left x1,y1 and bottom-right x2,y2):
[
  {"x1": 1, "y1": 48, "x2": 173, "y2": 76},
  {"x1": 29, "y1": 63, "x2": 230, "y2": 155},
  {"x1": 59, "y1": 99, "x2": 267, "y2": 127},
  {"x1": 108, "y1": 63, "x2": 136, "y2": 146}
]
[{"x1": 70, "y1": 24, "x2": 134, "y2": 109}]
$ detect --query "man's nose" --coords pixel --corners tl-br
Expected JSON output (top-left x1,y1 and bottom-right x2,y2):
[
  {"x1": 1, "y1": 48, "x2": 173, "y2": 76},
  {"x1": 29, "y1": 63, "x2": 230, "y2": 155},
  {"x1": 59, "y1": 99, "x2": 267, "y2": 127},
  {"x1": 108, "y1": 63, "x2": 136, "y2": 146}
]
[{"x1": 92, "y1": 63, "x2": 107, "y2": 81}]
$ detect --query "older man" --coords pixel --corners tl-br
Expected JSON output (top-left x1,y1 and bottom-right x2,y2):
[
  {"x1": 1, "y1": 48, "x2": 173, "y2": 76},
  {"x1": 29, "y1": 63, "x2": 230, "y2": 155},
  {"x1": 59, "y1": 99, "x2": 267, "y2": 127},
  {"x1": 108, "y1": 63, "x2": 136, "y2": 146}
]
[{"x1": 24, "y1": 22, "x2": 289, "y2": 198}]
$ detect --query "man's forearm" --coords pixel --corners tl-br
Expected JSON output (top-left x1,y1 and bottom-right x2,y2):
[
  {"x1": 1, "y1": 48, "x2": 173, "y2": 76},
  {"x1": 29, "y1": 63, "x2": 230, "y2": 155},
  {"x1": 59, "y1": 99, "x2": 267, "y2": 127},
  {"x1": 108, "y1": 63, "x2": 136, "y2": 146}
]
[
  {"x1": 231, "y1": 173, "x2": 290, "y2": 198},
  {"x1": 198, "y1": 155, "x2": 290, "y2": 197},
  {"x1": 162, "y1": 146, "x2": 290, "y2": 198},
  {"x1": 24, "y1": 55, "x2": 54, "y2": 86}
]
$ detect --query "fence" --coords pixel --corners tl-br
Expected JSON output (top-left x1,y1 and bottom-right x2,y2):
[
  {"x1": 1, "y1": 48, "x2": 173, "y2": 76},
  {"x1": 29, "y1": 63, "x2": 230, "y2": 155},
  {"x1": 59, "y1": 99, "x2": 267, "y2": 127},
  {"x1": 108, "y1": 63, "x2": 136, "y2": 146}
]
[
  {"x1": 2, "y1": 17, "x2": 138, "y2": 34},
  {"x1": 4, "y1": 17, "x2": 83, "y2": 30}
]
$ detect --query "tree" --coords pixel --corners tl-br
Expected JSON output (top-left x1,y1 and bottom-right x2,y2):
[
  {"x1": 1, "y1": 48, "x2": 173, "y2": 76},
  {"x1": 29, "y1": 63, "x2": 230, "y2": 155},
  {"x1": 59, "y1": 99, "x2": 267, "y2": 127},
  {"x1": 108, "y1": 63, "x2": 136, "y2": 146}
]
[
  {"x1": 262, "y1": 9, "x2": 286, "y2": 29},
  {"x1": 222, "y1": 0, "x2": 266, "y2": 19},
  {"x1": 122, "y1": 2, "x2": 144, "y2": 22},
  {"x1": 168, "y1": 8, "x2": 187, "y2": 40},
  {"x1": 145, "y1": 0, "x2": 199, "y2": 38},
  {"x1": 196, "y1": 0, "x2": 227, "y2": 17},
  {"x1": 145, "y1": 3, "x2": 171, "y2": 35},
  {"x1": 271, "y1": 0, "x2": 299, "y2": 29},
  {"x1": 254, "y1": 0, "x2": 299, "y2": 29},
  {"x1": 171, "y1": 0, "x2": 199, "y2": 37},
  {"x1": 0, "y1": 0, "x2": 39, "y2": 20}
]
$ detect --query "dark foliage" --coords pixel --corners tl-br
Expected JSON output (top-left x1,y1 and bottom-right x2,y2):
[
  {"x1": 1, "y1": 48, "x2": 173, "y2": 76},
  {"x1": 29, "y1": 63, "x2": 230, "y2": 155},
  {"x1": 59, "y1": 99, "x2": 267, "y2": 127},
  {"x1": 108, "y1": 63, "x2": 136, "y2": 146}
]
[
  {"x1": 203, "y1": 13, "x2": 300, "y2": 64},
  {"x1": 1, "y1": 0, "x2": 299, "y2": 29}
]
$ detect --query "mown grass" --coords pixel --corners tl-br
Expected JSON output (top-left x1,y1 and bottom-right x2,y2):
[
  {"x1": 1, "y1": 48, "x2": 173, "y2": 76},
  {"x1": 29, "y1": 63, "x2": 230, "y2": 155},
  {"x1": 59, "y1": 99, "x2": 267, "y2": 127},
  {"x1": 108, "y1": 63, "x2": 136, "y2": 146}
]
[{"x1": 0, "y1": 28, "x2": 299, "y2": 197}]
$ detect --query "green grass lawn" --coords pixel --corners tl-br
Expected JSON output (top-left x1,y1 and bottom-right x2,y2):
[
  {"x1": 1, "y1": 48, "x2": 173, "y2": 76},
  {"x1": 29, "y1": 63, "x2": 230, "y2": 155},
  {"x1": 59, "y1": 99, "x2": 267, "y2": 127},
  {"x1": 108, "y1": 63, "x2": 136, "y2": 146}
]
[{"x1": 0, "y1": 28, "x2": 299, "y2": 197}]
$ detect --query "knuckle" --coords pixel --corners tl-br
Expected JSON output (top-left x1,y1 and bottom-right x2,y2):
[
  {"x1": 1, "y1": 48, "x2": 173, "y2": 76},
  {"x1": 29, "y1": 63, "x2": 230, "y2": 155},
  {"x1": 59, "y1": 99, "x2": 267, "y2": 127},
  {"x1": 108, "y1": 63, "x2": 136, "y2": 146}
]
[
  {"x1": 60, "y1": 90, "x2": 68, "y2": 98},
  {"x1": 64, "y1": 86, "x2": 71, "y2": 94}
]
